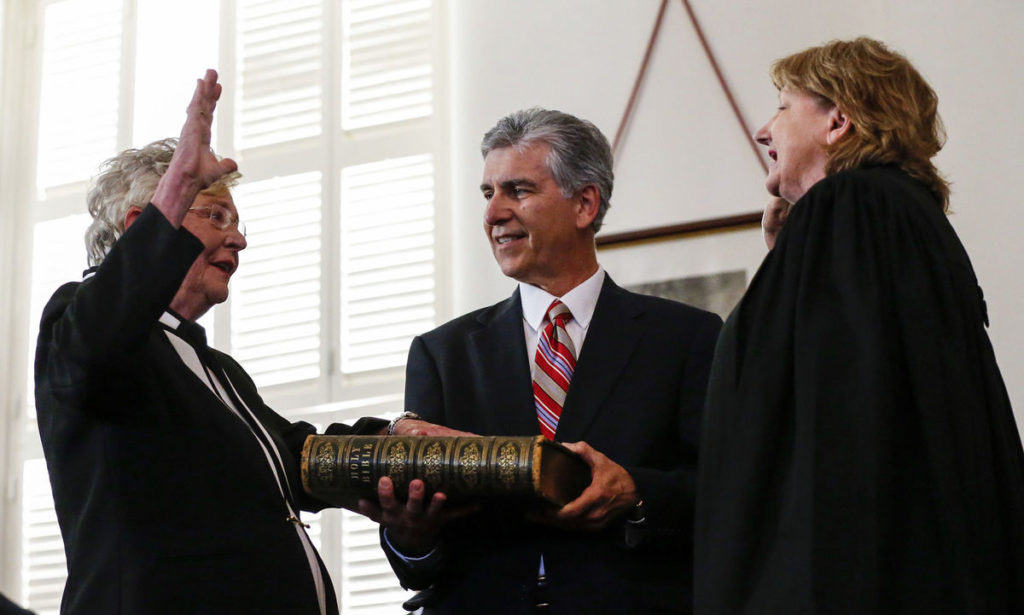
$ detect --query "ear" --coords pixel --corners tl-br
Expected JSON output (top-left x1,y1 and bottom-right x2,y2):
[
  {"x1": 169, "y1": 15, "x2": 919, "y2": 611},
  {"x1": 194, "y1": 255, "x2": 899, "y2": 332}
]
[
  {"x1": 826, "y1": 106, "x2": 852, "y2": 145},
  {"x1": 574, "y1": 184, "x2": 601, "y2": 230},
  {"x1": 123, "y1": 206, "x2": 144, "y2": 230}
]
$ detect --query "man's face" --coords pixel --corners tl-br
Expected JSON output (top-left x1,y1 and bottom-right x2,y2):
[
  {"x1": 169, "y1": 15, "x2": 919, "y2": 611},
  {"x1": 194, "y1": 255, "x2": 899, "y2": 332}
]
[
  {"x1": 755, "y1": 86, "x2": 833, "y2": 204},
  {"x1": 480, "y1": 143, "x2": 589, "y2": 293},
  {"x1": 170, "y1": 190, "x2": 247, "y2": 320}
]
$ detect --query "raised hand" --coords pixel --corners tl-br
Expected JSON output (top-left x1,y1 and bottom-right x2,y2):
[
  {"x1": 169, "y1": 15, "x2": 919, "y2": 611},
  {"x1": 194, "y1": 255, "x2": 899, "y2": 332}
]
[
  {"x1": 762, "y1": 196, "x2": 793, "y2": 250},
  {"x1": 152, "y1": 69, "x2": 238, "y2": 225}
]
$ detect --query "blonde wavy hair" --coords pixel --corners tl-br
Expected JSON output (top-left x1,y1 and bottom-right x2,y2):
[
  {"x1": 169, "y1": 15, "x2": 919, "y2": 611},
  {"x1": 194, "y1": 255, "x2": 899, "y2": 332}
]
[
  {"x1": 770, "y1": 37, "x2": 950, "y2": 210},
  {"x1": 84, "y1": 138, "x2": 240, "y2": 266}
]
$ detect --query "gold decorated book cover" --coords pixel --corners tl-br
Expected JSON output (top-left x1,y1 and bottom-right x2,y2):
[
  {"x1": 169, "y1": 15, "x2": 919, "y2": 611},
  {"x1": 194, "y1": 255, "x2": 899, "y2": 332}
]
[{"x1": 301, "y1": 435, "x2": 591, "y2": 509}]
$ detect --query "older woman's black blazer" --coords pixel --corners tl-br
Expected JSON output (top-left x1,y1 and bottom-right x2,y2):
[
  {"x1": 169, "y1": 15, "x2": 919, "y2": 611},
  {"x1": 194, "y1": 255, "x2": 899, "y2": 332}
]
[{"x1": 35, "y1": 205, "x2": 383, "y2": 615}]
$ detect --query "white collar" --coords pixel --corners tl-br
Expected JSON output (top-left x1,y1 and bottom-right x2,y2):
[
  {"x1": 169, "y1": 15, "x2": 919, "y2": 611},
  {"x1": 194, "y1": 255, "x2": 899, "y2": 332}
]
[
  {"x1": 159, "y1": 311, "x2": 183, "y2": 330},
  {"x1": 519, "y1": 267, "x2": 605, "y2": 332}
]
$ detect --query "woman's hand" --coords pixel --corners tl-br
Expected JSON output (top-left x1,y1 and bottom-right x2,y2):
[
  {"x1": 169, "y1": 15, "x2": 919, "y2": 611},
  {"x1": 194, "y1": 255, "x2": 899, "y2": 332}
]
[
  {"x1": 762, "y1": 197, "x2": 793, "y2": 250},
  {"x1": 151, "y1": 69, "x2": 238, "y2": 225}
]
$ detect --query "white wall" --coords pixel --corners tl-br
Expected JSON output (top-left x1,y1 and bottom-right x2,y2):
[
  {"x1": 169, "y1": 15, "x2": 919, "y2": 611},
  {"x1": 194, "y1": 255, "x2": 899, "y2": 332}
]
[{"x1": 444, "y1": 0, "x2": 1024, "y2": 424}]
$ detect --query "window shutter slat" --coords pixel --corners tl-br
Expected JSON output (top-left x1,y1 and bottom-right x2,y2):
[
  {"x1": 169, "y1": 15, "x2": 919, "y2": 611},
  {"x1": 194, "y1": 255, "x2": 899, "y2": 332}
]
[
  {"x1": 341, "y1": 0, "x2": 432, "y2": 129},
  {"x1": 22, "y1": 459, "x2": 67, "y2": 614},
  {"x1": 36, "y1": 0, "x2": 122, "y2": 190},
  {"x1": 232, "y1": 172, "x2": 323, "y2": 387},
  {"x1": 339, "y1": 510, "x2": 412, "y2": 613},
  {"x1": 237, "y1": 0, "x2": 323, "y2": 149},
  {"x1": 340, "y1": 154, "x2": 434, "y2": 373}
]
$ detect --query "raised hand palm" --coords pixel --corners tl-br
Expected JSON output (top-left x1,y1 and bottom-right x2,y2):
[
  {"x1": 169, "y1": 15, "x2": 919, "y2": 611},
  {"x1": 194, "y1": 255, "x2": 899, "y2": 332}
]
[{"x1": 175, "y1": 70, "x2": 237, "y2": 189}]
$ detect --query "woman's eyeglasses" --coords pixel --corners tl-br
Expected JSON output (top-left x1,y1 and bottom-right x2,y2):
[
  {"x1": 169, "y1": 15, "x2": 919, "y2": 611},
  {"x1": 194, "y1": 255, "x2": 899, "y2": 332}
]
[{"x1": 187, "y1": 203, "x2": 246, "y2": 236}]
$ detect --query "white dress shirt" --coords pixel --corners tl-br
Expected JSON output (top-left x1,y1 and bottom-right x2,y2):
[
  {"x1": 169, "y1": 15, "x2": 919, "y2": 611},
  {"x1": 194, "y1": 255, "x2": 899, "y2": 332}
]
[{"x1": 519, "y1": 267, "x2": 606, "y2": 372}]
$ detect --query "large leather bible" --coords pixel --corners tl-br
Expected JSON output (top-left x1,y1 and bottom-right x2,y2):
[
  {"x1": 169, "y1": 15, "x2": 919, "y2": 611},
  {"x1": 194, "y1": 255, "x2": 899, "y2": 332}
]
[{"x1": 301, "y1": 435, "x2": 591, "y2": 508}]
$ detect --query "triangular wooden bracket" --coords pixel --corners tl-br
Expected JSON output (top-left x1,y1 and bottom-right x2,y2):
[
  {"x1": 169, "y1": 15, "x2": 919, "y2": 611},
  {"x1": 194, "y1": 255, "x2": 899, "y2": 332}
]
[
  {"x1": 598, "y1": 0, "x2": 766, "y2": 248},
  {"x1": 613, "y1": 0, "x2": 767, "y2": 176}
]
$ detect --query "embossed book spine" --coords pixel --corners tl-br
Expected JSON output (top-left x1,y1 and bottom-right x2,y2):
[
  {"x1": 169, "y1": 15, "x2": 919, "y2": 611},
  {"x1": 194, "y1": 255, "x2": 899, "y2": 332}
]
[{"x1": 301, "y1": 435, "x2": 590, "y2": 507}]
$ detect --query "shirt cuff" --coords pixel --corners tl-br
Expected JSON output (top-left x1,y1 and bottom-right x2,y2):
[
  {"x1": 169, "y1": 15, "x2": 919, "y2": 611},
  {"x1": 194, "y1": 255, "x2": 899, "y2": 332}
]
[{"x1": 382, "y1": 528, "x2": 440, "y2": 564}]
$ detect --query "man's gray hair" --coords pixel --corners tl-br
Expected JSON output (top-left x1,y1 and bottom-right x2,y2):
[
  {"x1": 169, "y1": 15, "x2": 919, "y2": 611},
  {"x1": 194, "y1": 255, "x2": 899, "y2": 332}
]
[
  {"x1": 84, "y1": 138, "x2": 240, "y2": 266},
  {"x1": 480, "y1": 108, "x2": 613, "y2": 232}
]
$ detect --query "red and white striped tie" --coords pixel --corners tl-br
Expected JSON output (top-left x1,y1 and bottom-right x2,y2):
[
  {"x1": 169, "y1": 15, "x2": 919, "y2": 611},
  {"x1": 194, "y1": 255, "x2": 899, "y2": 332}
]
[{"x1": 533, "y1": 300, "x2": 576, "y2": 440}]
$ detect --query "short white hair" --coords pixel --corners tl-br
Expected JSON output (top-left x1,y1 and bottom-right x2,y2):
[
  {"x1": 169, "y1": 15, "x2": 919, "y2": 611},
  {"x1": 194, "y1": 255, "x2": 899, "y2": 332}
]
[{"x1": 84, "y1": 138, "x2": 240, "y2": 266}]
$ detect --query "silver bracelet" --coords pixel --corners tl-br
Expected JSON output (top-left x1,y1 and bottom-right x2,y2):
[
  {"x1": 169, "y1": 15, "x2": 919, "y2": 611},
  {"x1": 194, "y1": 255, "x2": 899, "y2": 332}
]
[{"x1": 387, "y1": 411, "x2": 422, "y2": 436}]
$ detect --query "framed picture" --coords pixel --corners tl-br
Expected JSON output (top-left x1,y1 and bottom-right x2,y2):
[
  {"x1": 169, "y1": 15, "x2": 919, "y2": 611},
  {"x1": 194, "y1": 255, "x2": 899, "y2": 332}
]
[{"x1": 597, "y1": 214, "x2": 768, "y2": 321}]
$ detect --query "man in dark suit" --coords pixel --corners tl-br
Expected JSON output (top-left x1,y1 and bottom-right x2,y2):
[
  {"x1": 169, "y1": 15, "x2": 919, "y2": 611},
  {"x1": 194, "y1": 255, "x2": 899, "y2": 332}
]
[
  {"x1": 371, "y1": 108, "x2": 722, "y2": 614},
  {"x1": 34, "y1": 70, "x2": 428, "y2": 615}
]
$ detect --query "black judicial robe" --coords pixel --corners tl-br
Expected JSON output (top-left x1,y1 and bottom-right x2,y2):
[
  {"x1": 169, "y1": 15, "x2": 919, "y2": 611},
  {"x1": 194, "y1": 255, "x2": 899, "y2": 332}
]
[{"x1": 694, "y1": 166, "x2": 1024, "y2": 614}]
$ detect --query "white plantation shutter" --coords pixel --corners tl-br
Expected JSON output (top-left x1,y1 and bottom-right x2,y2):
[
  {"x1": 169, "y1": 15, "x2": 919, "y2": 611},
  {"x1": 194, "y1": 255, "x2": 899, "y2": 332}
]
[
  {"x1": 36, "y1": 0, "x2": 122, "y2": 190},
  {"x1": 236, "y1": 0, "x2": 323, "y2": 149},
  {"x1": 339, "y1": 510, "x2": 410, "y2": 613},
  {"x1": 21, "y1": 459, "x2": 66, "y2": 615},
  {"x1": 231, "y1": 172, "x2": 324, "y2": 387},
  {"x1": 339, "y1": 154, "x2": 435, "y2": 373},
  {"x1": 341, "y1": 0, "x2": 432, "y2": 129}
]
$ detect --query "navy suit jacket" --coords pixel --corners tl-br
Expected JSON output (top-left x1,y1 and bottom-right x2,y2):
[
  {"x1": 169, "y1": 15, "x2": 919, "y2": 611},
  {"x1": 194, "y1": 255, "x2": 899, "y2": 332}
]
[{"x1": 387, "y1": 276, "x2": 722, "y2": 614}]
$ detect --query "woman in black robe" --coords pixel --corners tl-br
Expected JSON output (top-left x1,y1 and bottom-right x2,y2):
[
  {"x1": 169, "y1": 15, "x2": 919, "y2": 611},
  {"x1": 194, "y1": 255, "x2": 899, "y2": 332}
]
[{"x1": 694, "y1": 37, "x2": 1024, "y2": 614}]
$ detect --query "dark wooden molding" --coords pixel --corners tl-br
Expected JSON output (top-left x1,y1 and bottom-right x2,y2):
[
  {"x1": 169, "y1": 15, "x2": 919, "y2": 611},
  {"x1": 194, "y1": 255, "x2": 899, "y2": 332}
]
[{"x1": 596, "y1": 210, "x2": 762, "y2": 248}]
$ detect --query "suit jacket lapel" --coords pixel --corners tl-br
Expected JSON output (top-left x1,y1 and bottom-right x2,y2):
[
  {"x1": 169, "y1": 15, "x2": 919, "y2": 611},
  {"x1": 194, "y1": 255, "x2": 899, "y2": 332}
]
[
  {"x1": 556, "y1": 276, "x2": 644, "y2": 442},
  {"x1": 468, "y1": 289, "x2": 539, "y2": 436}
]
